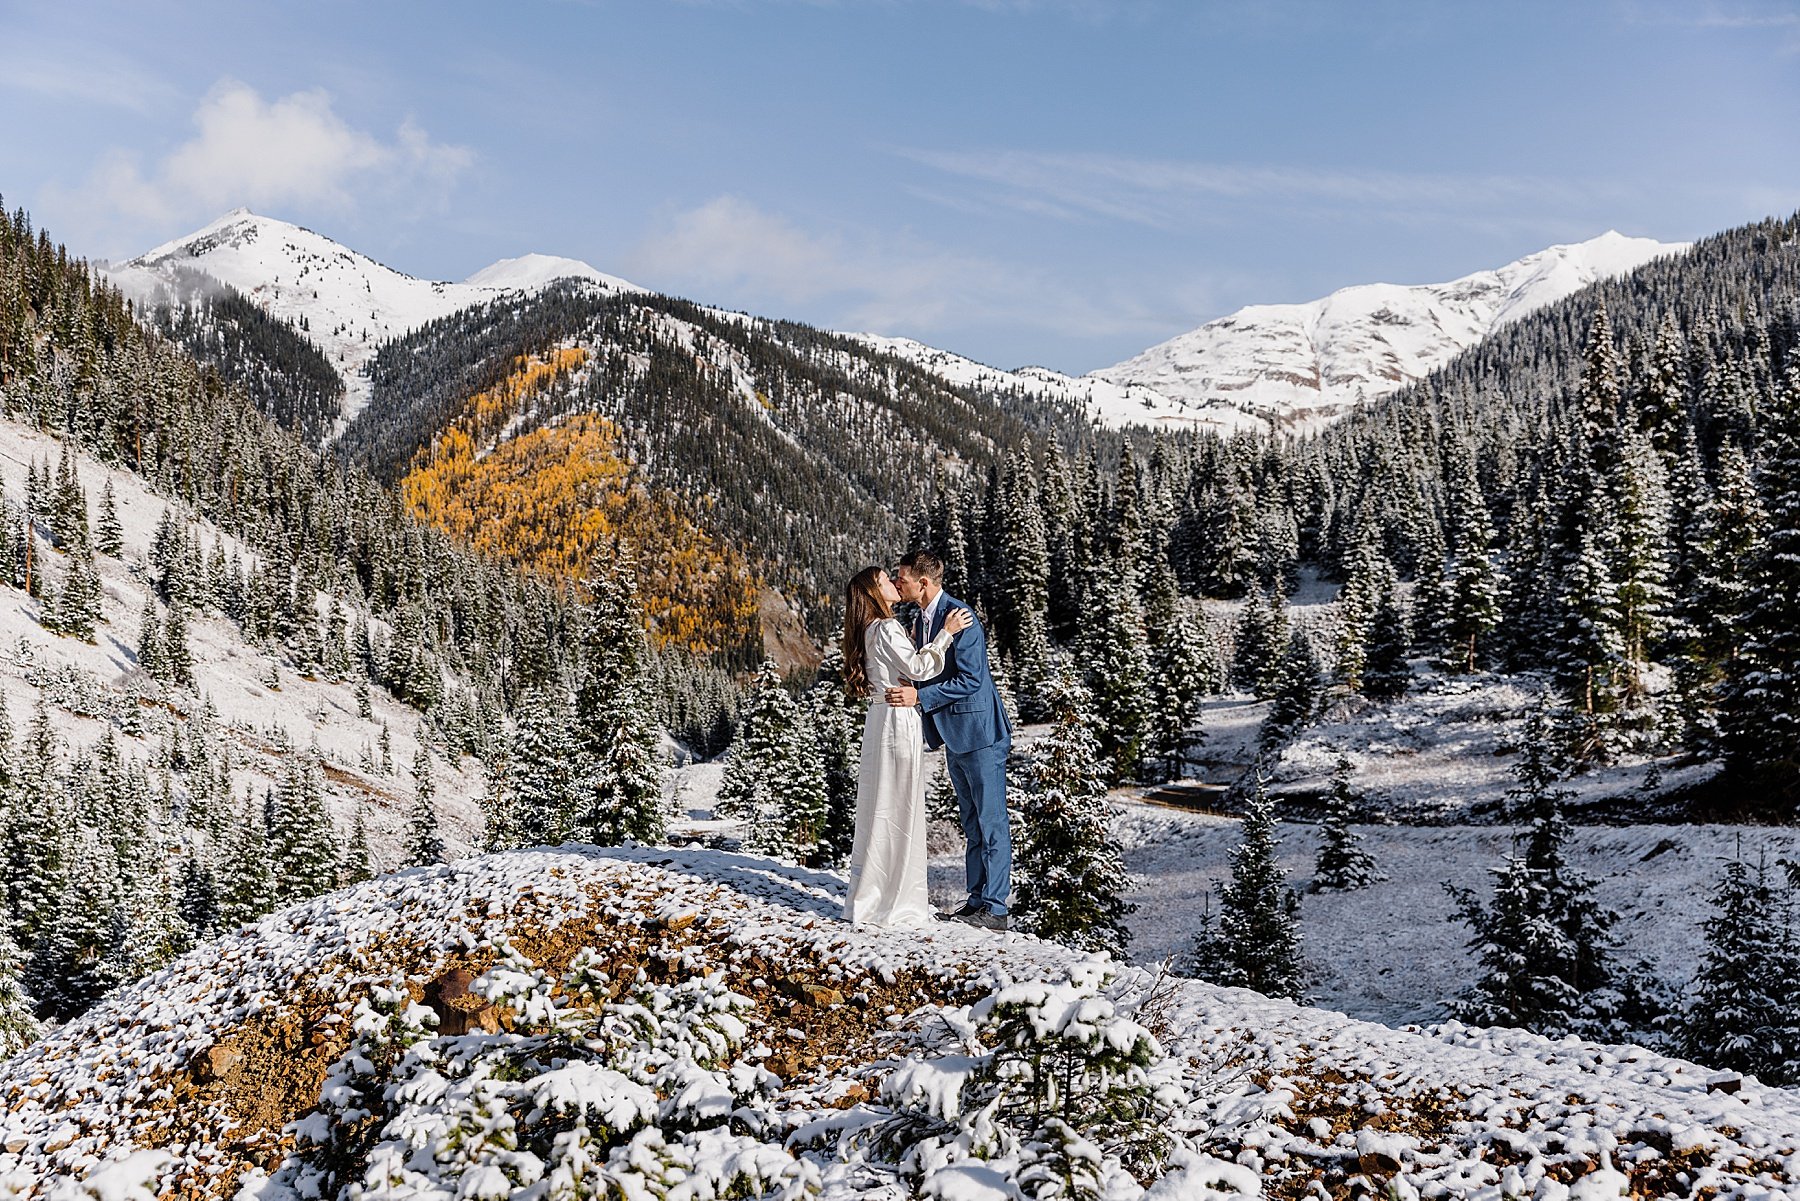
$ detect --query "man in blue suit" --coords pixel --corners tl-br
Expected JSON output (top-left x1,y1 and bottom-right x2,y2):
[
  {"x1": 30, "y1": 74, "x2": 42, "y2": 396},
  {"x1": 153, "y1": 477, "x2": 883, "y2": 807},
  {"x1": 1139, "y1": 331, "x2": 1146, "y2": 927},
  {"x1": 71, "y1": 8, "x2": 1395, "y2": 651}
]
[{"x1": 886, "y1": 551, "x2": 1013, "y2": 931}]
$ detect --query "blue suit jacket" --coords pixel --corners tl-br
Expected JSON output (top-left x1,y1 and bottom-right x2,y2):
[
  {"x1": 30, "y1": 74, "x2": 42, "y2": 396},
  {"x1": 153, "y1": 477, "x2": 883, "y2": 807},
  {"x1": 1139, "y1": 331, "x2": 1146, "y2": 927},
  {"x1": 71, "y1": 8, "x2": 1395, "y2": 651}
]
[{"x1": 910, "y1": 592, "x2": 1012, "y2": 755}]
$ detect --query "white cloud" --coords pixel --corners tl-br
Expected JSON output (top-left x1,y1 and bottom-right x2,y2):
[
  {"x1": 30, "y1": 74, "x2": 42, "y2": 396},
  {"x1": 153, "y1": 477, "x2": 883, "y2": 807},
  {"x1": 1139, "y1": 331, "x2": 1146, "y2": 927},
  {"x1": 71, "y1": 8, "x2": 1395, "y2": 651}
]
[
  {"x1": 45, "y1": 80, "x2": 473, "y2": 255},
  {"x1": 626, "y1": 194, "x2": 1170, "y2": 350}
]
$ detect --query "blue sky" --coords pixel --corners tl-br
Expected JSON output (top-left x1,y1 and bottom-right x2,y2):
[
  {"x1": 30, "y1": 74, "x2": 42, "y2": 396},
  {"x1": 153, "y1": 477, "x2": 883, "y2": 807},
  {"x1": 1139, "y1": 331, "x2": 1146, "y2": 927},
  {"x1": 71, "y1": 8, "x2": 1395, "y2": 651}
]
[{"x1": 3, "y1": 0, "x2": 1797, "y2": 373}]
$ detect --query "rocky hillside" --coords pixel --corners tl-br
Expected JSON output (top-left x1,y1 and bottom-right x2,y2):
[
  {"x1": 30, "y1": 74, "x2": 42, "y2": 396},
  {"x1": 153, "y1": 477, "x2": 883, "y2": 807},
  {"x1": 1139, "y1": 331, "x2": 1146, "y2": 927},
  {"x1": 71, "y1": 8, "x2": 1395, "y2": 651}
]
[{"x1": 2, "y1": 845, "x2": 1795, "y2": 1199}]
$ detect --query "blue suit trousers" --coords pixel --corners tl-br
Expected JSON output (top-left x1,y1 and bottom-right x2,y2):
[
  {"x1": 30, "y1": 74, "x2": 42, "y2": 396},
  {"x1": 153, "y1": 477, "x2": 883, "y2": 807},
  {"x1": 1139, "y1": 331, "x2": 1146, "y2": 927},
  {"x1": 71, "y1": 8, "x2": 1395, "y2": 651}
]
[{"x1": 947, "y1": 740, "x2": 1011, "y2": 915}]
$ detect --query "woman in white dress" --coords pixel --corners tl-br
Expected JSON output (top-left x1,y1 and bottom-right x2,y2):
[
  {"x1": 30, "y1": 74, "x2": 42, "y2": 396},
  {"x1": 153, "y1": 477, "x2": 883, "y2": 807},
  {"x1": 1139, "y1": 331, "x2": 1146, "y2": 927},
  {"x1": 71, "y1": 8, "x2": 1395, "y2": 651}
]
[{"x1": 841, "y1": 565, "x2": 972, "y2": 928}]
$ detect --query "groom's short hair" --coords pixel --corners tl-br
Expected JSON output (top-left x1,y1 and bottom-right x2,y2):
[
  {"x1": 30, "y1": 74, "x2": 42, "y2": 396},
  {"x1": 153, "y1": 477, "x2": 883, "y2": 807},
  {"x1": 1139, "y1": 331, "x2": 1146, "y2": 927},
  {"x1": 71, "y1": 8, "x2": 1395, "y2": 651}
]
[{"x1": 898, "y1": 550, "x2": 945, "y2": 583}]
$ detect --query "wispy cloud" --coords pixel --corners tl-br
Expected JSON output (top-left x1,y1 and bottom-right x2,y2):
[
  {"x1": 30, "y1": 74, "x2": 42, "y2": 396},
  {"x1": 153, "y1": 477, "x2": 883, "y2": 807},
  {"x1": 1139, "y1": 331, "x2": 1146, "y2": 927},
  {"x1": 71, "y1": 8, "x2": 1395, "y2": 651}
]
[
  {"x1": 0, "y1": 39, "x2": 179, "y2": 113},
  {"x1": 43, "y1": 79, "x2": 473, "y2": 257},
  {"x1": 626, "y1": 194, "x2": 1172, "y2": 351},
  {"x1": 897, "y1": 147, "x2": 1613, "y2": 232}
]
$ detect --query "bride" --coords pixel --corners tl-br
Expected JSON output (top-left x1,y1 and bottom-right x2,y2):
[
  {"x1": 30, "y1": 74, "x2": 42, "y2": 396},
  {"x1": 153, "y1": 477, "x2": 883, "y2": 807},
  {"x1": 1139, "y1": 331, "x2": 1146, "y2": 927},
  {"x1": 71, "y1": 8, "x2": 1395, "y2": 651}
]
[{"x1": 841, "y1": 565, "x2": 972, "y2": 928}]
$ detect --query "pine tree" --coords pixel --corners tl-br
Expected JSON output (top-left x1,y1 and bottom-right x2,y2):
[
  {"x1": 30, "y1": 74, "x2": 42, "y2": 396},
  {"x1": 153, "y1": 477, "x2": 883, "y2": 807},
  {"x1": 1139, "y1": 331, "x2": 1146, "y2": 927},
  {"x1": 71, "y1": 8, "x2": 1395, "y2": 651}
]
[
  {"x1": 584, "y1": 677, "x2": 668, "y2": 846},
  {"x1": 1231, "y1": 587, "x2": 1287, "y2": 699},
  {"x1": 1184, "y1": 774, "x2": 1303, "y2": 1000},
  {"x1": 717, "y1": 660, "x2": 795, "y2": 834},
  {"x1": 1359, "y1": 576, "x2": 1412, "y2": 701},
  {"x1": 6, "y1": 699, "x2": 66, "y2": 944},
  {"x1": 355, "y1": 676, "x2": 373, "y2": 721},
  {"x1": 216, "y1": 795, "x2": 276, "y2": 930},
  {"x1": 1442, "y1": 449, "x2": 1503, "y2": 673},
  {"x1": 95, "y1": 479, "x2": 123, "y2": 557},
  {"x1": 508, "y1": 689, "x2": 577, "y2": 847},
  {"x1": 1260, "y1": 627, "x2": 1324, "y2": 753},
  {"x1": 1143, "y1": 567, "x2": 1208, "y2": 785},
  {"x1": 1011, "y1": 676, "x2": 1136, "y2": 957},
  {"x1": 26, "y1": 825, "x2": 120, "y2": 1022},
  {"x1": 1333, "y1": 538, "x2": 1389, "y2": 691},
  {"x1": 1312, "y1": 755, "x2": 1380, "y2": 891},
  {"x1": 0, "y1": 924, "x2": 41, "y2": 1056},
  {"x1": 1079, "y1": 573, "x2": 1151, "y2": 783},
  {"x1": 1680, "y1": 855, "x2": 1800, "y2": 1085},
  {"x1": 806, "y1": 651, "x2": 863, "y2": 865},
  {"x1": 1445, "y1": 707, "x2": 1621, "y2": 1038},
  {"x1": 268, "y1": 750, "x2": 340, "y2": 906},
  {"x1": 404, "y1": 743, "x2": 445, "y2": 867},
  {"x1": 137, "y1": 593, "x2": 167, "y2": 681},
  {"x1": 164, "y1": 601, "x2": 195, "y2": 688},
  {"x1": 1721, "y1": 366, "x2": 1800, "y2": 811},
  {"x1": 343, "y1": 809, "x2": 374, "y2": 883}
]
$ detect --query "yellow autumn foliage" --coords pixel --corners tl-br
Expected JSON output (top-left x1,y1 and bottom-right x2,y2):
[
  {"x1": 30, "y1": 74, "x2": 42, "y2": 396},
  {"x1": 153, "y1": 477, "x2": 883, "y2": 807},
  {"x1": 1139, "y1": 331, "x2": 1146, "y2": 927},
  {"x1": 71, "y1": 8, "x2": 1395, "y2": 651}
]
[{"x1": 402, "y1": 350, "x2": 758, "y2": 653}]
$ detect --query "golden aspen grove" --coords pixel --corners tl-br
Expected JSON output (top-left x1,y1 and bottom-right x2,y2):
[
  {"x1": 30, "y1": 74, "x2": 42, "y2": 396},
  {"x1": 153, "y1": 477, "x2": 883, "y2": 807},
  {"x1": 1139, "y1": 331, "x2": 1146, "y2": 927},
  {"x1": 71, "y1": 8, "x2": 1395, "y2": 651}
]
[{"x1": 401, "y1": 349, "x2": 757, "y2": 652}]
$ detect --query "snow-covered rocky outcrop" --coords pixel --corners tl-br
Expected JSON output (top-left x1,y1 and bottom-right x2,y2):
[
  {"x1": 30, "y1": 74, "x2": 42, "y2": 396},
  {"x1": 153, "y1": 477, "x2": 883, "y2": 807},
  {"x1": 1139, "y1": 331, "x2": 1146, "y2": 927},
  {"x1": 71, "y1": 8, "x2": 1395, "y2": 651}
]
[
  {"x1": 103, "y1": 211, "x2": 641, "y2": 423},
  {"x1": 3, "y1": 846, "x2": 1794, "y2": 1199}
]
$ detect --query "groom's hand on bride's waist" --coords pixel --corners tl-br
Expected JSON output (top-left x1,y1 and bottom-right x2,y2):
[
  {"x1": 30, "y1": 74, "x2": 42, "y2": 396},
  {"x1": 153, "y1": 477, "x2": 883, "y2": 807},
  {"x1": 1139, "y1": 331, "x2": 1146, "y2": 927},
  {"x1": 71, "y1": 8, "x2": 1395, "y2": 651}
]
[{"x1": 885, "y1": 684, "x2": 918, "y2": 707}]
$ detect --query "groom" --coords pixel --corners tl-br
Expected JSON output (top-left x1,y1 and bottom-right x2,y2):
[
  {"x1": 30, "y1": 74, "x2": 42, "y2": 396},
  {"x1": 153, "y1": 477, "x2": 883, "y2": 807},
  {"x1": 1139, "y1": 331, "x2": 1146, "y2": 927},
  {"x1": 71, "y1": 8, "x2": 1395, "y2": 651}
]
[{"x1": 887, "y1": 551, "x2": 1012, "y2": 931}]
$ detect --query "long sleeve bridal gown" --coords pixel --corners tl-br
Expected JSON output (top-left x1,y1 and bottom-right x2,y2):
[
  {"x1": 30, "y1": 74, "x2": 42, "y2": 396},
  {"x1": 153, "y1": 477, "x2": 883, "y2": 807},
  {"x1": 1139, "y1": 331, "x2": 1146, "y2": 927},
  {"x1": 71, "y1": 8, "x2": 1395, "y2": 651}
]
[{"x1": 844, "y1": 618, "x2": 956, "y2": 928}]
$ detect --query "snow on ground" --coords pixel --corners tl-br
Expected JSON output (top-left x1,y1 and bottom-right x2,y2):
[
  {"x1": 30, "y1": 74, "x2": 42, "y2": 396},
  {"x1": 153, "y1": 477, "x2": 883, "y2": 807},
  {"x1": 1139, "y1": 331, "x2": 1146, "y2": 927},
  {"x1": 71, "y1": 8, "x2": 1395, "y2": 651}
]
[
  {"x1": 1110, "y1": 799, "x2": 1800, "y2": 1028},
  {"x1": 2, "y1": 845, "x2": 1795, "y2": 1198},
  {"x1": 0, "y1": 419, "x2": 484, "y2": 863}
]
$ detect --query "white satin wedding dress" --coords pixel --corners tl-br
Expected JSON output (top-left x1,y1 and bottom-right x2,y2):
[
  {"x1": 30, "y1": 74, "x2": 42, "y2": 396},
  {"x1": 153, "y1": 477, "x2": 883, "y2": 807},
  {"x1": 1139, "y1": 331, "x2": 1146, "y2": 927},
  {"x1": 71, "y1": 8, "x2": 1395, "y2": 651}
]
[{"x1": 843, "y1": 618, "x2": 955, "y2": 929}]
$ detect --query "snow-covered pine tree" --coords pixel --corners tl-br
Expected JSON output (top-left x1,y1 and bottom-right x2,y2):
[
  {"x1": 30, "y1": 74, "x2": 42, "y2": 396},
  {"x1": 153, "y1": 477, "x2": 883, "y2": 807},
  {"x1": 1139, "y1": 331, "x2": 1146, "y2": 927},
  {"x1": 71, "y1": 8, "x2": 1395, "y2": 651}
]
[
  {"x1": 216, "y1": 794, "x2": 276, "y2": 930},
  {"x1": 1445, "y1": 707, "x2": 1622, "y2": 1038},
  {"x1": 585, "y1": 676, "x2": 668, "y2": 846},
  {"x1": 1312, "y1": 755, "x2": 1381, "y2": 891},
  {"x1": 342, "y1": 809, "x2": 373, "y2": 884},
  {"x1": 1185, "y1": 772, "x2": 1303, "y2": 999},
  {"x1": 1143, "y1": 559, "x2": 1207, "y2": 784},
  {"x1": 1230, "y1": 587, "x2": 1287, "y2": 699},
  {"x1": 1359, "y1": 571, "x2": 1412, "y2": 701},
  {"x1": 1721, "y1": 365, "x2": 1800, "y2": 811},
  {"x1": 1011, "y1": 675, "x2": 1135, "y2": 957},
  {"x1": 719, "y1": 660, "x2": 827, "y2": 860},
  {"x1": 136, "y1": 594, "x2": 166, "y2": 682},
  {"x1": 806, "y1": 650, "x2": 862, "y2": 865},
  {"x1": 164, "y1": 601, "x2": 195, "y2": 688},
  {"x1": 354, "y1": 676, "x2": 372, "y2": 721},
  {"x1": 1613, "y1": 427, "x2": 1673, "y2": 702},
  {"x1": 506, "y1": 689, "x2": 576, "y2": 847},
  {"x1": 404, "y1": 743, "x2": 445, "y2": 867},
  {"x1": 1260, "y1": 626, "x2": 1324, "y2": 754},
  {"x1": 5, "y1": 699, "x2": 66, "y2": 944},
  {"x1": 1442, "y1": 446, "x2": 1503, "y2": 673},
  {"x1": 1680, "y1": 854, "x2": 1800, "y2": 1085},
  {"x1": 25, "y1": 825, "x2": 120, "y2": 1021},
  {"x1": 0, "y1": 923, "x2": 40, "y2": 1055},
  {"x1": 95, "y1": 478, "x2": 123, "y2": 557},
  {"x1": 1079, "y1": 572, "x2": 1152, "y2": 783},
  {"x1": 268, "y1": 749, "x2": 340, "y2": 906},
  {"x1": 1332, "y1": 536, "x2": 1386, "y2": 691}
]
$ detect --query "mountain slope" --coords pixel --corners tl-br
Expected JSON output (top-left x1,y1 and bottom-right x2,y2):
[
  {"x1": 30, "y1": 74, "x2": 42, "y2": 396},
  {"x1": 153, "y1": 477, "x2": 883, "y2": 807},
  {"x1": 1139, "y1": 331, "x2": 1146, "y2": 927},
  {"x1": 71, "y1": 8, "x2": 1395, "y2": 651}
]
[
  {"x1": 103, "y1": 210, "x2": 641, "y2": 425},
  {"x1": 1090, "y1": 231, "x2": 1687, "y2": 433}
]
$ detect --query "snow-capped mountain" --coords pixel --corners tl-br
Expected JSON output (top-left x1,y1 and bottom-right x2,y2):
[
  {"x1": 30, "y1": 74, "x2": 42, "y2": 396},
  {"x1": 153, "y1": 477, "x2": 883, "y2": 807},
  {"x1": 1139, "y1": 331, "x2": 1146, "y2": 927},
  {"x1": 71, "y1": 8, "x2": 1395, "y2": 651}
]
[
  {"x1": 104, "y1": 210, "x2": 641, "y2": 423},
  {"x1": 1091, "y1": 231, "x2": 1688, "y2": 434}
]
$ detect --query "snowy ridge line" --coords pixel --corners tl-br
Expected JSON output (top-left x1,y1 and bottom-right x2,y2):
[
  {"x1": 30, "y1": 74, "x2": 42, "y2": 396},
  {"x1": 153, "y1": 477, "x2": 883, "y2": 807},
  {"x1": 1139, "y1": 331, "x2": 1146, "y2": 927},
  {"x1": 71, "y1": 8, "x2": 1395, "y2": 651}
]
[
  {"x1": 103, "y1": 210, "x2": 641, "y2": 427},
  {"x1": 2, "y1": 846, "x2": 1796, "y2": 1198}
]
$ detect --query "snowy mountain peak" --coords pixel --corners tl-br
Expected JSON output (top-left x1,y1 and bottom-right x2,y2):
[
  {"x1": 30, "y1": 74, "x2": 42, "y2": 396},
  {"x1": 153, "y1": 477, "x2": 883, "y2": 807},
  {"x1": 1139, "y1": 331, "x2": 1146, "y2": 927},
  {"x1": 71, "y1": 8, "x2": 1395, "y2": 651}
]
[
  {"x1": 1090, "y1": 230, "x2": 1689, "y2": 434},
  {"x1": 463, "y1": 251, "x2": 637, "y2": 293},
  {"x1": 104, "y1": 211, "x2": 641, "y2": 427}
]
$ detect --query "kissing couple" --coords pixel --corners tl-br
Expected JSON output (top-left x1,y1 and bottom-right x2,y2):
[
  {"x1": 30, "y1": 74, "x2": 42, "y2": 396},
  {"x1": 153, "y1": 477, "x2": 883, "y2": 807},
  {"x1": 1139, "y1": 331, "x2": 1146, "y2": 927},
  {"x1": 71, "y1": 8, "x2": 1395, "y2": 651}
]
[{"x1": 839, "y1": 550, "x2": 1013, "y2": 932}]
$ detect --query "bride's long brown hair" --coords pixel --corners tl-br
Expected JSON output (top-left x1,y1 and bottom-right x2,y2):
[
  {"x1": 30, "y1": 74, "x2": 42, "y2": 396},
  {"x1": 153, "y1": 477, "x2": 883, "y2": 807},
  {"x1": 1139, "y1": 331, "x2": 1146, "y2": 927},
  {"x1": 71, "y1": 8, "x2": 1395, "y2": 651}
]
[{"x1": 843, "y1": 566, "x2": 895, "y2": 699}]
